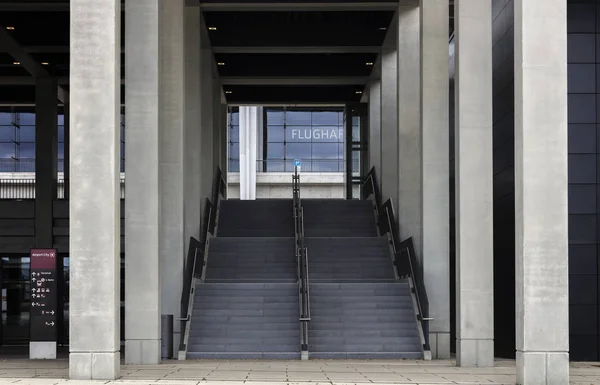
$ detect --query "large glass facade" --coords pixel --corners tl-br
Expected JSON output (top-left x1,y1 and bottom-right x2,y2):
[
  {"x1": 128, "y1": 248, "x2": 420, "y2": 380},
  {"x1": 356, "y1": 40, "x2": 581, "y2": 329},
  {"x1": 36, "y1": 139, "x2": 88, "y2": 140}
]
[
  {"x1": 0, "y1": 107, "x2": 126, "y2": 173},
  {"x1": 227, "y1": 106, "x2": 359, "y2": 173}
]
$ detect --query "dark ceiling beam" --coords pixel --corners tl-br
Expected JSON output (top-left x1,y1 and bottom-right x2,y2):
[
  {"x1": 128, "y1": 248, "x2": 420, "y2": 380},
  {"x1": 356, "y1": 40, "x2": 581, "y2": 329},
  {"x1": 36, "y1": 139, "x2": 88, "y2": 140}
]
[
  {"x1": 0, "y1": 2, "x2": 69, "y2": 11},
  {"x1": 200, "y1": 2, "x2": 401, "y2": 11},
  {"x1": 221, "y1": 76, "x2": 368, "y2": 85},
  {"x1": 0, "y1": 23, "x2": 67, "y2": 103},
  {"x1": 213, "y1": 46, "x2": 381, "y2": 54}
]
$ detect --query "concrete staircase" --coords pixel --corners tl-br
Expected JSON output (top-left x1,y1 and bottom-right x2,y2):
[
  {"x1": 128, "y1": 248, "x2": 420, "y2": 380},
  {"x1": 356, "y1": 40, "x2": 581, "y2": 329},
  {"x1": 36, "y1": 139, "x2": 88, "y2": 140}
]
[
  {"x1": 187, "y1": 199, "x2": 300, "y2": 359},
  {"x1": 304, "y1": 199, "x2": 423, "y2": 359}
]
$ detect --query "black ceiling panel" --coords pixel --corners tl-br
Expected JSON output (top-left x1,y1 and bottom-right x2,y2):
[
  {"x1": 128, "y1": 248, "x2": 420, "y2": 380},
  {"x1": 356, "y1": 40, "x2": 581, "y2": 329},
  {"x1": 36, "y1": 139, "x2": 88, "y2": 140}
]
[{"x1": 223, "y1": 85, "x2": 364, "y2": 104}]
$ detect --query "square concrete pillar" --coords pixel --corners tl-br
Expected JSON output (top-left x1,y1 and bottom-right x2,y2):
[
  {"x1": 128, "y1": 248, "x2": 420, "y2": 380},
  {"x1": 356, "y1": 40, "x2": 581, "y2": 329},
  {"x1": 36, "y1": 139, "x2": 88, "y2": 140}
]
[
  {"x1": 69, "y1": 0, "x2": 121, "y2": 379},
  {"x1": 239, "y1": 106, "x2": 259, "y2": 200},
  {"x1": 368, "y1": 80, "x2": 381, "y2": 180},
  {"x1": 380, "y1": 13, "x2": 399, "y2": 206},
  {"x1": 200, "y1": 49, "x2": 214, "y2": 210},
  {"x1": 454, "y1": 0, "x2": 494, "y2": 367},
  {"x1": 397, "y1": 5, "x2": 422, "y2": 256},
  {"x1": 514, "y1": 0, "x2": 569, "y2": 383},
  {"x1": 124, "y1": 0, "x2": 161, "y2": 365},
  {"x1": 420, "y1": 0, "x2": 450, "y2": 359},
  {"x1": 159, "y1": 0, "x2": 186, "y2": 358}
]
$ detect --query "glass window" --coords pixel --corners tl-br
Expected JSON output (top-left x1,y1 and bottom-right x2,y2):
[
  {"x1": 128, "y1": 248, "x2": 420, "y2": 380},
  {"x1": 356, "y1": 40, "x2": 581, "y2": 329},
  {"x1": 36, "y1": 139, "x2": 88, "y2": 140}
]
[
  {"x1": 58, "y1": 143, "x2": 64, "y2": 159},
  {"x1": 229, "y1": 143, "x2": 239, "y2": 160},
  {"x1": 120, "y1": 142, "x2": 125, "y2": 159},
  {"x1": 0, "y1": 126, "x2": 14, "y2": 142},
  {"x1": 312, "y1": 111, "x2": 339, "y2": 125},
  {"x1": 267, "y1": 143, "x2": 285, "y2": 159},
  {"x1": 19, "y1": 143, "x2": 35, "y2": 158},
  {"x1": 0, "y1": 112, "x2": 14, "y2": 126},
  {"x1": 19, "y1": 126, "x2": 35, "y2": 142},
  {"x1": 266, "y1": 160, "x2": 285, "y2": 172},
  {"x1": 286, "y1": 111, "x2": 311, "y2": 125},
  {"x1": 266, "y1": 110, "x2": 284, "y2": 125},
  {"x1": 266, "y1": 125, "x2": 285, "y2": 142},
  {"x1": 0, "y1": 142, "x2": 15, "y2": 158},
  {"x1": 58, "y1": 125, "x2": 64, "y2": 143},
  {"x1": 230, "y1": 111, "x2": 239, "y2": 125},
  {"x1": 312, "y1": 126, "x2": 343, "y2": 142},
  {"x1": 18, "y1": 113, "x2": 35, "y2": 126},
  {"x1": 312, "y1": 143, "x2": 339, "y2": 159},
  {"x1": 58, "y1": 114, "x2": 64, "y2": 126},
  {"x1": 286, "y1": 143, "x2": 311, "y2": 159},
  {"x1": 229, "y1": 125, "x2": 239, "y2": 143},
  {"x1": 286, "y1": 126, "x2": 311, "y2": 142}
]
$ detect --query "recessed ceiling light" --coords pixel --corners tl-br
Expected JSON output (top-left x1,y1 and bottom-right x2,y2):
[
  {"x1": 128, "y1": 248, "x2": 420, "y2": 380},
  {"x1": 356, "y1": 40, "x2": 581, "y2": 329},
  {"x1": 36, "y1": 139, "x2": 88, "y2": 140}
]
[
  {"x1": 41, "y1": 62, "x2": 49, "y2": 66},
  {"x1": 379, "y1": 27, "x2": 387, "y2": 31},
  {"x1": 355, "y1": 91, "x2": 363, "y2": 94},
  {"x1": 6, "y1": 26, "x2": 15, "y2": 31},
  {"x1": 217, "y1": 62, "x2": 225, "y2": 66},
  {"x1": 12, "y1": 61, "x2": 20, "y2": 65},
  {"x1": 225, "y1": 91, "x2": 232, "y2": 94},
  {"x1": 208, "y1": 27, "x2": 217, "y2": 31},
  {"x1": 366, "y1": 62, "x2": 374, "y2": 66}
]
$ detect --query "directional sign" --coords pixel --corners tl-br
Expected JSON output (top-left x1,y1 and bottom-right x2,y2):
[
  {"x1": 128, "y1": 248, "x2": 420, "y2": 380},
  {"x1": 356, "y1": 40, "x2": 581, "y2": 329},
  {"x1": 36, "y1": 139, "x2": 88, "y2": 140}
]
[
  {"x1": 294, "y1": 159, "x2": 301, "y2": 167},
  {"x1": 29, "y1": 249, "x2": 57, "y2": 343}
]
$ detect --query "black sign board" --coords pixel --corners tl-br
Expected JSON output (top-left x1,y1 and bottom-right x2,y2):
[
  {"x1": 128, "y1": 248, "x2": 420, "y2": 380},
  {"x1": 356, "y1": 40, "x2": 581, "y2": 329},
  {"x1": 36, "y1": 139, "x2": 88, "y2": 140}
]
[{"x1": 29, "y1": 249, "x2": 57, "y2": 342}]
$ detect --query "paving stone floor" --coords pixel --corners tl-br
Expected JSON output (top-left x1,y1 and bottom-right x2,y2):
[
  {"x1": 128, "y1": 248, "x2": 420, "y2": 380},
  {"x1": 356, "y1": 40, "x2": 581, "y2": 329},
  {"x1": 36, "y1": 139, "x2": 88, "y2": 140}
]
[{"x1": 0, "y1": 359, "x2": 597, "y2": 384}]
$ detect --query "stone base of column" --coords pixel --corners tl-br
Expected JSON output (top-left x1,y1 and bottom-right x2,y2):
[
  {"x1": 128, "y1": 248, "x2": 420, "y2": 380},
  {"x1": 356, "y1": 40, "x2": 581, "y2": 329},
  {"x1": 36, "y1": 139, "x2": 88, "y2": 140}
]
[
  {"x1": 429, "y1": 331, "x2": 451, "y2": 359},
  {"x1": 516, "y1": 351, "x2": 568, "y2": 385},
  {"x1": 125, "y1": 339, "x2": 161, "y2": 365},
  {"x1": 69, "y1": 351, "x2": 120, "y2": 380},
  {"x1": 456, "y1": 338, "x2": 494, "y2": 367}
]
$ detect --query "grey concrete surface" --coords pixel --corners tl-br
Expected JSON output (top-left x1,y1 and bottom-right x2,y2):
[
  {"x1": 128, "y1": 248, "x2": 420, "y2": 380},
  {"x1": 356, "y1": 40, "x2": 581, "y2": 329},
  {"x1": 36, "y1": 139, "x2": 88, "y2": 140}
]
[
  {"x1": 159, "y1": 0, "x2": 186, "y2": 359},
  {"x1": 368, "y1": 80, "x2": 381, "y2": 185},
  {"x1": 397, "y1": 4, "x2": 422, "y2": 258},
  {"x1": 453, "y1": 0, "x2": 494, "y2": 367},
  {"x1": 379, "y1": 13, "x2": 399, "y2": 207},
  {"x1": 0, "y1": 359, "x2": 598, "y2": 384},
  {"x1": 200, "y1": 48, "x2": 215, "y2": 216},
  {"x1": 419, "y1": 0, "x2": 451, "y2": 360},
  {"x1": 514, "y1": 0, "x2": 569, "y2": 383},
  {"x1": 69, "y1": 0, "x2": 121, "y2": 379},
  {"x1": 124, "y1": 0, "x2": 162, "y2": 365}
]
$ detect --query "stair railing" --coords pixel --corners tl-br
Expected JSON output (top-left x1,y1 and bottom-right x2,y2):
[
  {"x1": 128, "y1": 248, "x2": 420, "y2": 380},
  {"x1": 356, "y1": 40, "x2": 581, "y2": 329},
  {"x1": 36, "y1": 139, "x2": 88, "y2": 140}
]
[
  {"x1": 361, "y1": 166, "x2": 431, "y2": 352},
  {"x1": 293, "y1": 167, "x2": 310, "y2": 359},
  {"x1": 178, "y1": 167, "x2": 227, "y2": 359}
]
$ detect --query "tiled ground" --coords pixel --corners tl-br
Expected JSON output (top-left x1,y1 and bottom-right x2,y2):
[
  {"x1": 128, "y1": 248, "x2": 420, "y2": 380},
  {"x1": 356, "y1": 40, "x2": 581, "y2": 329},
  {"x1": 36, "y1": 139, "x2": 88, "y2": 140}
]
[{"x1": 0, "y1": 359, "x2": 598, "y2": 384}]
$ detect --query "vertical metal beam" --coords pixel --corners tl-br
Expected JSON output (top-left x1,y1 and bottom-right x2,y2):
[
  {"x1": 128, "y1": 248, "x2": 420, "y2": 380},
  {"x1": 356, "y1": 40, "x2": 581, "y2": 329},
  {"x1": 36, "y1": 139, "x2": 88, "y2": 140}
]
[{"x1": 345, "y1": 104, "x2": 353, "y2": 199}]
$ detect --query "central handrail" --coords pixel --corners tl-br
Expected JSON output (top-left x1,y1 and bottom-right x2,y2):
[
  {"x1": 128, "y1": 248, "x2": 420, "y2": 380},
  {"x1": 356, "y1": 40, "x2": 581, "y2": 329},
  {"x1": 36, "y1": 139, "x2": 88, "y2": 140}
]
[{"x1": 293, "y1": 167, "x2": 310, "y2": 359}]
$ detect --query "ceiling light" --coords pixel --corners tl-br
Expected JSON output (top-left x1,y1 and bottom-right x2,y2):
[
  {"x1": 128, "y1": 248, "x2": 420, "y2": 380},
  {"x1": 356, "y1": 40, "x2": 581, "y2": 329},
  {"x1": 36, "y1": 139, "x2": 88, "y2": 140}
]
[
  {"x1": 217, "y1": 62, "x2": 225, "y2": 66},
  {"x1": 12, "y1": 61, "x2": 20, "y2": 65},
  {"x1": 366, "y1": 62, "x2": 374, "y2": 66},
  {"x1": 355, "y1": 91, "x2": 363, "y2": 94},
  {"x1": 208, "y1": 27, "x2": 217, "y2": 31},
  {"x1": 225, "y1": 91, "x2": 232, "y2": 94},
  {"x1": 379, "y1": 27, "x2": 387, "y2": 31},
  {"x1": 41, "y1": 62, "x2": 49, "y2": 66},
  {"x1": 6, "y1": 26, "x2": 15, "y2": 31}
]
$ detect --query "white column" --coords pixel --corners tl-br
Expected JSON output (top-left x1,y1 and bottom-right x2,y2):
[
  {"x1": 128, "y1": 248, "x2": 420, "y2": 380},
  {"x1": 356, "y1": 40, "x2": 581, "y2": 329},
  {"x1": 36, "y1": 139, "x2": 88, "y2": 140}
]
[
  {"x1": 368, "y1": 80, "x2": 381, "y2": 179},
  {"x1": 124, "y1": 0, "x2": 161, "y2": 364},
  {"x1": 514, "y1": 1, "x2": 569, "y2": 383},
  {"x1": 420, "y1": 0, "x2": 450, "y2": 359},
  {"x1": 454, "y1": 0, "x2": 494, "y2": 367},
  {"x1": 69, "y1": 0, "x2": 120, "y2": 380},
  {"x1": 380, "y1": 14, "x2": 399, "y2": 205},
  {"x1": 200, "y1": 49, "x2": 214, "y2": 209},
  {"x1": 397, "y1": 5, "x2": 422, "y2": 255},
  {"x1": 184, "y1": 3, "x2": 202, "y2": 246},
  {"x1": 159, "y1": 0, "x2": 185, "y2": 358},
  {"x1": 239, "y1": 106, "x2": 258, "y2": 200}
]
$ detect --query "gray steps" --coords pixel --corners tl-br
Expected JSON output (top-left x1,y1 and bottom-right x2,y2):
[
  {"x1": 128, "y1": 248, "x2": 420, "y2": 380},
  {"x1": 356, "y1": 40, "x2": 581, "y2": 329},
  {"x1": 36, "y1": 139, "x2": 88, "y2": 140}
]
[
  {"x1": 303, "y1": 199, "x2": 377, "y2": 237},
  {"x1": 188, "y1": 282, "x2": 300, "y2": 359},
  {"x1": 217, "y1": 199, "x2": 293, "y2": 237},
  {"x1": 206, "y1": 238, "x2": 296, "y2": 280},
  {"x1": 308, "y1": 282, "x2": 423, "y2": 359},
  {"x1": 306, "y1": 237, "x2": 395, "y2": 280}
]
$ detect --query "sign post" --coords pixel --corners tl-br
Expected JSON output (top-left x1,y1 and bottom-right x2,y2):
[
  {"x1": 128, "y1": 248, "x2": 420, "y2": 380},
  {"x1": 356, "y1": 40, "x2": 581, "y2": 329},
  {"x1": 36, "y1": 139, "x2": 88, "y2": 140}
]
[
  {"x1": 294, "y1": 159, "x2": 301, "y2": 172},
  {"x1": 29, "y1": 248, "x2": 57, "y2": 359}
]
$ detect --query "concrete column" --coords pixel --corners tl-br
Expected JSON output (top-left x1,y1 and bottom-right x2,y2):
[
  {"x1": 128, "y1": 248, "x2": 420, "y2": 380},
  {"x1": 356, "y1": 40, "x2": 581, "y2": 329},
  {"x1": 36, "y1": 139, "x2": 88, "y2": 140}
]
[
  {"x1": 69, "y1": 0, "x2": 120, "y2": 379},
  {"x1": 368, "y1": 80, "x2": 381, "y2": 180},
  {"x1": 420, "y1": 0, "x2": 450, "y2": 359},
  {"x1": 34, "y1": 76, "x2": 58, "y2": 248},
  {"x1": 239, "y1": 106, "x2": 259, "y2": 200},
  {"x1": 200, "y1": 49, "x2": 214, "y2": 209},
  {"x1": 124, "y1": 0, "x2": 161, "y2": 364},
  {"x1": 220, "y1": 105, "x2": 228, "y2": 180},
  {"x1": 63, "y1": 102, "x2": 70, "y2": 199},
  {"x1": 397, "y1": 5, "x2": 422, "y2": 256},
  {"x1": 184, "y1": 3, "x2": 202, "y2": 247},
  {"x1": 380, "y1": 14, "x2": 399, "y2": 205},
  {"x1": 514, "y1": 0, "x2": 569, "y2": 383},
  {"x1": 159, "y1": 0, "x2": 185, "y2": 358},
  {"x1": 454, "y1": 0, "x2": 494, "y2": 367},
  {"x1": 213, "y1": 80, "x2": 222, "y2": 175}
]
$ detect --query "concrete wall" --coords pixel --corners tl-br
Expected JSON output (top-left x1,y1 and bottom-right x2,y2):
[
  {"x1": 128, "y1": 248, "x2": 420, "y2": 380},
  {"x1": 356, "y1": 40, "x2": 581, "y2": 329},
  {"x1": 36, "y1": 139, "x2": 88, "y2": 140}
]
[{"x1": 227, "y1": 172, "x2": 360, "y2": 199}]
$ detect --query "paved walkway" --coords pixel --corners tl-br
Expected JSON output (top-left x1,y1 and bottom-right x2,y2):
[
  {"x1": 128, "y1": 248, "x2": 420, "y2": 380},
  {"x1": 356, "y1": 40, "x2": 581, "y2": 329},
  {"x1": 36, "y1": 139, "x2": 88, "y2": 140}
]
[{"x1": 0, "y1": 359, "x2": 598, "y2": 384}]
